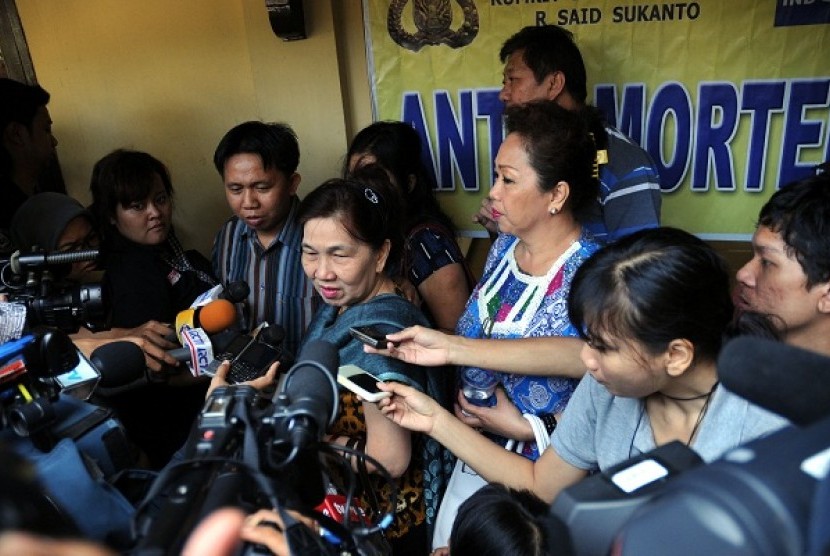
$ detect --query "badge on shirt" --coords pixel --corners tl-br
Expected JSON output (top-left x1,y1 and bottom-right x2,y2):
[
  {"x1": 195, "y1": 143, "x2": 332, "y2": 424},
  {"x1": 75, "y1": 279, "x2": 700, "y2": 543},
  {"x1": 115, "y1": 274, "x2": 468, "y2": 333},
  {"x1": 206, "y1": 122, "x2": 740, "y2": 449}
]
[{"x1": 167, "y1": 268, "x2": 181, "y2": 286}]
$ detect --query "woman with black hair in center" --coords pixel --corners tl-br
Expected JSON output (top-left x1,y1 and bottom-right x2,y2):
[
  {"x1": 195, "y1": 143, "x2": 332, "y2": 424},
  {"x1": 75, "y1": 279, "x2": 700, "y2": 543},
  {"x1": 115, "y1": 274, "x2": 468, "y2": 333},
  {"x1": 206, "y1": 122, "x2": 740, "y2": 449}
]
[
  {"x1": 298, "y1": 168, "x2": 454, "y2": 555},
  {"x1": 88, "y1": 149, "x2": 217, "y2": 469}
]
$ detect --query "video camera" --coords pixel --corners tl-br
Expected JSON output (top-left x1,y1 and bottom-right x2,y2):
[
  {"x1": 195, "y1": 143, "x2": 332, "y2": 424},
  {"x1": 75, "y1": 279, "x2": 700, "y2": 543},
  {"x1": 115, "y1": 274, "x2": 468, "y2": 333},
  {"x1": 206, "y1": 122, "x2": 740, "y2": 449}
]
[
  {"x1": 1, "y1": 248, "x2": 108, "y2": 333},
  {"x1": 132, "y1": 340, "x2": 395, "y2": 556},
  {"x1": 0, "y1": 331, "x2": 138, "y2": 546},
  {"x1": 0, "y1": 328, "x2": 101, "y2": 442}
]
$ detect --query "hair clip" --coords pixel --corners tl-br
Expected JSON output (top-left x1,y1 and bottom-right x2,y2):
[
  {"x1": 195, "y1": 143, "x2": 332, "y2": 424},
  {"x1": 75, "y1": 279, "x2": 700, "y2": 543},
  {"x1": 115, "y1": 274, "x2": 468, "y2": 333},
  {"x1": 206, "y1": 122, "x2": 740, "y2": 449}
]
[
  {"x1": 593, "y1": 149, "x2": 609, "y2": 179},
  {"x1": 588, "y1": 132, "x2": 608, "y2": 179},
  {"x1": 364, "y1": 188, "x2": 379, "y2": 204}
]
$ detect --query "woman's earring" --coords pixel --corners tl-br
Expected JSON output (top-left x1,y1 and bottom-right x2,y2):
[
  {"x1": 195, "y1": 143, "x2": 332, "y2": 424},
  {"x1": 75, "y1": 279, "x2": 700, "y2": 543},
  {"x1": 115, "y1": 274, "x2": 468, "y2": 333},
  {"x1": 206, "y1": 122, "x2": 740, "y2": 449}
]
[{"x1": 550, "y1": 208, "x2": 558, "y2": 216}]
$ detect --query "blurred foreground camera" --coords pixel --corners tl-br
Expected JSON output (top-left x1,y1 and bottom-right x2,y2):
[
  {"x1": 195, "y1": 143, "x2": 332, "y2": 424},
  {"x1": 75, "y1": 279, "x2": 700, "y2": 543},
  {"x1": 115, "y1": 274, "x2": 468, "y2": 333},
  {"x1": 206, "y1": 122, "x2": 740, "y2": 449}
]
[
  {"x1": 1, "y1": 328, "x2": 102, "y2": 440},
  {"x1": 549, "y1": 337, "x2": 830, "y2": 555},
  {"x1": 133, "y1": 340, "x2": 395, "y2": 555}
]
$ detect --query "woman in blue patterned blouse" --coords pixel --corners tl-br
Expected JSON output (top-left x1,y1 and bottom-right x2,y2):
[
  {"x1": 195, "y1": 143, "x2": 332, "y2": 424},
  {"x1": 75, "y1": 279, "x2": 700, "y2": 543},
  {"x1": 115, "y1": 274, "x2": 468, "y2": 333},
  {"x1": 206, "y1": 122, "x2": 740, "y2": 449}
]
[{"x1": 418, "y1": 100, "x2": 605, "y2": 549}]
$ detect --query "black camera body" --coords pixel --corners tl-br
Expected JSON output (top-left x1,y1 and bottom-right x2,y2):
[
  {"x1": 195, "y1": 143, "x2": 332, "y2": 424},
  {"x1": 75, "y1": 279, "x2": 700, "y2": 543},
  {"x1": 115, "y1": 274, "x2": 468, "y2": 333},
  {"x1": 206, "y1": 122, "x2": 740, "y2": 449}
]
[
  {"x1": 7, "y1": 281, "x2": 107, "y2": 333},
  {"x1": 0, "y1": 328, "x2": 101, "y2": 439},
  {"x1": 1, "y1": 248, "x2": 108, "y2": 333},
  {"x1": 548, "y1": 337, "x2": 830, "y2": 555},
  {"x1": 133, "y1": 341, "x2": 394, "y2": 556},
  {"x1": 133, "y1": 385, "x2": 332, "y2": 554}
]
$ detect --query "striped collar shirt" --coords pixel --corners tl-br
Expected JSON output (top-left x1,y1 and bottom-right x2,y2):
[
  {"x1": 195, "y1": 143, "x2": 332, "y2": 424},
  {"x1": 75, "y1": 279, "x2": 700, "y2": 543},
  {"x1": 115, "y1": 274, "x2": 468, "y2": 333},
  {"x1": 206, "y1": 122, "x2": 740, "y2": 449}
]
[{"x1": 211, "y1": 195, "x2": 318, "y2": 355}]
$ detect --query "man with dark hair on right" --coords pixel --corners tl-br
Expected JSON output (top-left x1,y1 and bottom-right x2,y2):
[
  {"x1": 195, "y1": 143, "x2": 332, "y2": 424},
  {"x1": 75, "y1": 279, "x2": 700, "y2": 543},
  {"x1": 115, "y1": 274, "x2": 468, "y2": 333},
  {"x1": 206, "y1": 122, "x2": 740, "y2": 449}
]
[
  {"x1": 211, "y1": 121, "x2": 317, "y2": 355},
  {"x1": 735, "y1": 169, "x2": 830, "y2": 358},
  {"x1": 476, "y1": 25, "x2": 662, "y2": 244},
  {"x1": 0, "y1": 78, "x2": 59, "y2": 252}
]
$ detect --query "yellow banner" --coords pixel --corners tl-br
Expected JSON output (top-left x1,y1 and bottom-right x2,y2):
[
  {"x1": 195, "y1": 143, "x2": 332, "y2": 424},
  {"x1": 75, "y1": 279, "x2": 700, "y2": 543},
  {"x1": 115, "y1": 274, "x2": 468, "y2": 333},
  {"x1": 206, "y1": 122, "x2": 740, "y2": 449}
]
[{"x1": 364, "y1": 0, "x2": 830, "y2": 239}]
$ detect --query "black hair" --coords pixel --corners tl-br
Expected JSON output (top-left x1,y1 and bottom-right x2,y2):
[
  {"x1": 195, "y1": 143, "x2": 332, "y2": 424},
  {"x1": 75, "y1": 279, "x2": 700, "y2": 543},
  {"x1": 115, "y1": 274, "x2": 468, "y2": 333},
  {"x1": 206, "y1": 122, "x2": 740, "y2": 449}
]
[
  {"x1": 344, "y1": 120, "x2": 455, "y2": 233},
  {"x1": 569, "y1": 227, "x2": 734, "y2": 363},
  {"x1": 449, "y1": 483, "x2": 569, "y2": 556},
  {"x1": 0, "y1": 78, "x2": 51, "y2": 176},
  {"x1": 213, "y1": 121, "x2": 299, "y2": 178},
  {"x1": 499, "y1": 25, "x2": 587, "y2": 104},
  {"x1": 88, "y1": 149, "x2": 173, "y2": 240},
  {"x1": 757, "y1": 172, "x2": 830, "y2": 288},
  {"x1": 296, "y1": 168, "x2": 404, "y2": 274},
  {"x1": 503, "y1": 101, "x2": 603, "y2": 217}
]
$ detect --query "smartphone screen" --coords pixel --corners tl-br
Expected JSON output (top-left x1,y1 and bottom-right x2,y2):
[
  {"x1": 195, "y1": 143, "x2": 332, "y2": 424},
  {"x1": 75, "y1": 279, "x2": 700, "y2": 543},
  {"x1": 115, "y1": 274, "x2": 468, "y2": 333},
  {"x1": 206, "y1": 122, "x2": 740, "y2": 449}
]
[
  {"x1": 240, "y1": 343, "x2": 278, "y2": 367},
  {"x1": 347, "y1": 371, "x2": 383, "y2": 394},
  {"x1": 214, "y1": 334, "x2": 253, "y2": 360},
  {"x1": 338, "y1": 365, "x2": 391, "y2": 401}
]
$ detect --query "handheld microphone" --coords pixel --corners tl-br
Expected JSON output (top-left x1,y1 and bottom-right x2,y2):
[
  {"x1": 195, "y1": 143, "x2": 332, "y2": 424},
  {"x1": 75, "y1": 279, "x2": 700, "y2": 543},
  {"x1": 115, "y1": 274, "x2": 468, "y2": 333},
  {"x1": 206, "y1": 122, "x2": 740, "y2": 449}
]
[
  {"x1": 718, "y1": 337, "x2": 830, "y2": 426},
  {"x1": 178, "y1": 326, "x2": 214, "y2": 377},
  {"x1": 190, "y1": 280, "x2": 250, "y2": 307},
  {"x1": 279, "y1": 339, "x2": 340, "y2": 451},
  {"x1": 167, "y1": 329, "x2": 238, "y2": 363},
  {"x1": 221, "y1": 280, "x2": 250, "y2": 303},
  {"x1": 89, "y1": 341, "x2": 152, "y2": 397},
  {"x1": 258, "y1": 322, "x2": 285, "y2": 348},
  {"x1": 173, "y1": 299, "x2": 236, "y2": 344}
]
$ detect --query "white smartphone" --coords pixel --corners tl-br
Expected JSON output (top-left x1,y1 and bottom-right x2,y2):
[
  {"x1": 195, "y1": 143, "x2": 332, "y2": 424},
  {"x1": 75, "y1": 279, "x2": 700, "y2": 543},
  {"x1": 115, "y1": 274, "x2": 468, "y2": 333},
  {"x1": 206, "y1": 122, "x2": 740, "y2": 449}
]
[{"x1": 337, "y1": 364, "x2": 392, "y2": 402}]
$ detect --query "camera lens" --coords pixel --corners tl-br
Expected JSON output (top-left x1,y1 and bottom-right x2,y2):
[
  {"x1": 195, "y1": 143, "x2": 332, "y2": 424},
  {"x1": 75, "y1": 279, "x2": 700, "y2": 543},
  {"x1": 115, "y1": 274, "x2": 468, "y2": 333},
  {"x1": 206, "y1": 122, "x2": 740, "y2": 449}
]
[{"x1": 8, "y1": 398, "x2": 56, "y2": 437}]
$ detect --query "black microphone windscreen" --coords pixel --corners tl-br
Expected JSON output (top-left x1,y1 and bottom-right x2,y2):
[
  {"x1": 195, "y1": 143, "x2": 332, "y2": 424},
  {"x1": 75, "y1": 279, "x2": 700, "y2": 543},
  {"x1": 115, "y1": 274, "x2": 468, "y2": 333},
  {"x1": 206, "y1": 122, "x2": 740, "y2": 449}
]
[
  {"x1": 717, "y1": 336, "x2": 830, "y2": 426},
  {"x1": 90, "y1": 341, "x2": 147, "y2": 388},
  {"x1": 282, "y1": 339, "x2": 340, "y2": 427},
  {"x1": 223, "y1": 281, "x2": 250, "y2": 303},
  {"x1": 23, "y1": 328, "x2": 78, "y2": 378},
  {"x1": 259, "y1": 324, "x2": 286, "y2": 348}
]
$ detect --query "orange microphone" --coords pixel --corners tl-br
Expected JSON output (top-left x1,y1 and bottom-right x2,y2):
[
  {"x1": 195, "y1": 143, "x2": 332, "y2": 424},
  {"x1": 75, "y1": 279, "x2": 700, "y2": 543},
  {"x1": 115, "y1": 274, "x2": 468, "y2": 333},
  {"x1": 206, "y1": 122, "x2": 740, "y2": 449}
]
[{"x1": 174, "y1": 299, "x2": 236, "y2": 343}]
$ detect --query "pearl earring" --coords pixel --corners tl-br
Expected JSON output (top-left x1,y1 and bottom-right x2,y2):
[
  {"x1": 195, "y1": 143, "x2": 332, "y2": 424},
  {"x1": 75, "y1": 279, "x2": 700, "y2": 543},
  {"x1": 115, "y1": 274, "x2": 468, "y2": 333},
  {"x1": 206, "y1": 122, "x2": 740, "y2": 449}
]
[{"x1": 550, "y1": 208, "x2": 558, "y2": 216}]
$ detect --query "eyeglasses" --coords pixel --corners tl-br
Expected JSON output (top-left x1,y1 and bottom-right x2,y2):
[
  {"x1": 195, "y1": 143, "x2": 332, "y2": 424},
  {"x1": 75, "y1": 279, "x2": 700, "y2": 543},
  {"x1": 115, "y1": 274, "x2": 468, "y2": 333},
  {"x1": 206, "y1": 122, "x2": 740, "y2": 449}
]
[{"x1": 57, "y1": 230, "x2": 99, "y2": 253}]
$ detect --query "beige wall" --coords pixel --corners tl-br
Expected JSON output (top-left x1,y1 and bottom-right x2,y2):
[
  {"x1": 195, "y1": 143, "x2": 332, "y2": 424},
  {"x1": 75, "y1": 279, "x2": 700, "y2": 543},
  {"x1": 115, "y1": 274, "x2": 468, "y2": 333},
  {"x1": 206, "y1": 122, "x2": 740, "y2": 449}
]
[{"x1": 17, "y1": 0, "x2": 372, "y2": 255}]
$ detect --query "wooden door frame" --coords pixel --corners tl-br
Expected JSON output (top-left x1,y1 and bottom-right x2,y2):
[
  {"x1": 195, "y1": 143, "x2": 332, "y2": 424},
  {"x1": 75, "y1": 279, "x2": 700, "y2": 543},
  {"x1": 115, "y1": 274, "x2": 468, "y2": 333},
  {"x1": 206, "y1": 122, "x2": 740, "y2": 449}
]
[{"x1": 0, "y1": 0, "x2": 36, "y2": 83}]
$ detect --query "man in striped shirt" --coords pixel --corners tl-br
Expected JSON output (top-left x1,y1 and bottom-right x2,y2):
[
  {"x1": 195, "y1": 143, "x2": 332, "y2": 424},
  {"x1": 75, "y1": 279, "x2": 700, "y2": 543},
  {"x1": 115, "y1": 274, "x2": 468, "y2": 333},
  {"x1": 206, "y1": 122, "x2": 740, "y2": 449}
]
[
  {"x1": 211, "y1": 121, "x2": 318, "y2": 355},
  {"x1": 477, "y1": 25, "x2": 662, "y2": 244}
]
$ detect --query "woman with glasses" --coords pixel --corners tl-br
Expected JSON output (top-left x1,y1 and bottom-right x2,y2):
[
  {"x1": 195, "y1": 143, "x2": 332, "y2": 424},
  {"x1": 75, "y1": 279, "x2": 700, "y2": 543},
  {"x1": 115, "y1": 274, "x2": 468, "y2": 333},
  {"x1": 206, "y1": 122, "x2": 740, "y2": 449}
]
[{"x1": 11, "y1": 191, "x2": 100, "y2": 281}]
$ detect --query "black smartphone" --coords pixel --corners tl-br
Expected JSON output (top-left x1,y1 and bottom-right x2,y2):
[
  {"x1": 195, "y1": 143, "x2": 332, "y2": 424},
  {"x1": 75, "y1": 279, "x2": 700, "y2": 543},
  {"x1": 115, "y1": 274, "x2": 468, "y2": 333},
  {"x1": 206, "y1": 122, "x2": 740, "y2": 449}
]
[
  {"x1": 348, "y1": 325, "x2": 399, "y2": 350},
  {"x1": 206, "y1": 332, "x2": 289, "y2": 384},
  {"x1": 212, "y1": 334, "x2": 254, "y2": 362},
  {"x1": 226, "y1": 341, "x2": 282, "y2": 384}
]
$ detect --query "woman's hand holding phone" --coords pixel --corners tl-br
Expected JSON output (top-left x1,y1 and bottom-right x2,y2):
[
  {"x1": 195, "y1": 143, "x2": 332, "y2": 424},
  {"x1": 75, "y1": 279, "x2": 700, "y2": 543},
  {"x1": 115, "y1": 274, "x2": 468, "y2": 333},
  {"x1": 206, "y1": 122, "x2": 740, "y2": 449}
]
[{"x1": 337, "y1": 364, "x2": 392, "y2": 403}]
